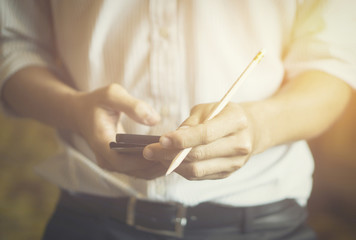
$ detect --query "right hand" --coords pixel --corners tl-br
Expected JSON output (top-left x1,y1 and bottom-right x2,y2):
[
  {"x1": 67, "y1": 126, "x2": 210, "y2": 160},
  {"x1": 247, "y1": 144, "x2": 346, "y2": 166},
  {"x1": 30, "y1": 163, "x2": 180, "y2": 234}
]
[{"x1": 71, "y1": 83, "x2": 166, "y2": 179}]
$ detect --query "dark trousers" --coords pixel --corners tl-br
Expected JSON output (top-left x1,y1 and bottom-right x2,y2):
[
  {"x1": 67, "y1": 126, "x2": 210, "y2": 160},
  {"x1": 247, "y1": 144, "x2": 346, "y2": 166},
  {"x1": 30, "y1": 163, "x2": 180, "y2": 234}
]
[{"x1": 42, "y1": 191, "x2": 317, "y2": 240}]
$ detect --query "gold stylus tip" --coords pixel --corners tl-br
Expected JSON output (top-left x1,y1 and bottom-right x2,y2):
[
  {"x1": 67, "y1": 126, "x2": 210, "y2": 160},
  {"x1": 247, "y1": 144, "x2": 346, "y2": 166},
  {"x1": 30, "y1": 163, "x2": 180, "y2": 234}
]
[{"x1": 253, "y1": 49, "x2": 266, "y2": 63}]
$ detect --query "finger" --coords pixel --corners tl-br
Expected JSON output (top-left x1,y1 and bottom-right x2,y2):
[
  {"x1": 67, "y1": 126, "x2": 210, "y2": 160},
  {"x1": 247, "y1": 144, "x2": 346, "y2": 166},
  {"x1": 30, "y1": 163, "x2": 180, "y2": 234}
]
[
  {"x1": 158, "y1": 104, "x2": 213, "y2": 148},
  {"x1": 143, "y1": 143, "x2": 180, "y2": 161},
  {"x1": 186, "y1": 133, "x2": 252, "y2": 161},
  {"x1": 96, "y1": 141, "x2": 160, "y2": 173},
  {"x1": 182, "y1": 103, "x2": 216, "y2": 125},
  {"x1": 174, "y1": 156, "x2": 247, "y2": 180},
  {"x1": 146, "y1": 134, "x2": 251, "y2": 162},
  {"x1": 161, "y1": 104, "x2": 247, "y2": 149},
  {"x1": 180, "y1": 172, "x2": 232, "y2": 181},
  {"x1": 99, "y1": 84, "x2": 161, "y2": 126},
  {"x1": 94, "y1": 138, "x2": 157, "y2": 172},
  {"x1": 91, "y1": 122, "x2": 158, "y2": 173}
]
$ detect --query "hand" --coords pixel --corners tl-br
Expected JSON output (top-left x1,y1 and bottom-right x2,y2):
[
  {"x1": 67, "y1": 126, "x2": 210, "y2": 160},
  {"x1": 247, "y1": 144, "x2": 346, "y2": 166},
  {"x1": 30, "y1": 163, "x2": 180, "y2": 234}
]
[
  {"x1": 72, "y1": 83, "x2": 167, "y2": 179},
  {"x1": 143, "y1": 103, "x2": 257, "y2": 180}
]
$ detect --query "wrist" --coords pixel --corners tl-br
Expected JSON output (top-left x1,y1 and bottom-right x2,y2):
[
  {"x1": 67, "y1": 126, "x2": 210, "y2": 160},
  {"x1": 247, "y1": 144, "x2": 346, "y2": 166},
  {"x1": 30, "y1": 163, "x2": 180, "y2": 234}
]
[
  {"x1": 64, "y1": 90, "x2": 86, "y2": 135},
  {"x1": 241, "y1": 101, "x2": 275, "y2": 155}
]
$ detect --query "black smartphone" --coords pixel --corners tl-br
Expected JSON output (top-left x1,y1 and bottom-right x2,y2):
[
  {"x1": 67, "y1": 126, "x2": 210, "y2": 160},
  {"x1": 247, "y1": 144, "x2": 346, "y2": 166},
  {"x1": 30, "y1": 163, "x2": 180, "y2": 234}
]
[{"x1": 110, "y1": 134, "x2": 160, "y2": 153}]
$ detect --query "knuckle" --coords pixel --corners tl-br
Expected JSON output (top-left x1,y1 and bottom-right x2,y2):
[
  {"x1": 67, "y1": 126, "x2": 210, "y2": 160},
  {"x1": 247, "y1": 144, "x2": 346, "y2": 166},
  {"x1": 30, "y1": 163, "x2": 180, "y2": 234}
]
[
  {"x1": 230, "y1": 162, "x2": 242, "y2": 171},
  {"x1": 206, "y1": 127, "x2": 216, "y2": 143},
  {"x1": 108, "y1": 83, "x2": 124, "y2": 93},
  {"x1": 231, "y1": 145, "x2": 246, "y2": 155},
  {"x1": 231, "y1": 138, "x2": 252, "y2": 156},
  {"x1": 219, "y1": 172, "x2": 232, "y2": 179},
  {"x1": 190, "y1": 103, "x2": 212, "y2": 117},
  {"x1": 103, "y1": 83, "x2": 114, "y2": 95},
  {"x1": 199, "y1": 124, "x2": 215, "y2": 144},
  {"x1": 174, "y1": 134, "x2": 187, "y2": 148},
  {"x1": 230, "y1": 157, "x2": 249, "y2": 171},
  {"x1": 190, "y1": 104, "x2": 203, "y2": 114},
  {"x1": 101, "y1": 83, "x2": 126, "y2": 102},
  {"x1": 189, "y1": 148, "x2": 205, "y2": 160},
  {"x1": 236, "y1": 110, "x2": 249, "y2": 128},
  {"x1": 189, "y1": 165, "x2": 205, "y2": 178},
  {"x1": 239, "y1": 116, "x2": 249, "y2": 128},
  {"x1": 108, "y1": 83, "x2": 127, "y2": 98},
  {"x1": 177, "y1": 164, "x2": 207, "y2": 181},
  {"x1": 181, "y1": 174, "x2": 196, "y2": 181},
  {"x1": 231, "y1": 143, "x2": 241, "y2": 155},
  {"x1": 181, "y1": 115, "x2": 199, "y2": 127},
  {"x1": 241, "y1": 142, "x2": 253, "y2": 155}
]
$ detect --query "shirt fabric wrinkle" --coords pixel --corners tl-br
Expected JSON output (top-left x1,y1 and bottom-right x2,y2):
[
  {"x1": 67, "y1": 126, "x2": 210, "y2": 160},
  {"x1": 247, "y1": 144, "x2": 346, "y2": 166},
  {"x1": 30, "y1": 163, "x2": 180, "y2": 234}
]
[{"x1": 1, "y1": 0, "x2": 355, "y2": 207}]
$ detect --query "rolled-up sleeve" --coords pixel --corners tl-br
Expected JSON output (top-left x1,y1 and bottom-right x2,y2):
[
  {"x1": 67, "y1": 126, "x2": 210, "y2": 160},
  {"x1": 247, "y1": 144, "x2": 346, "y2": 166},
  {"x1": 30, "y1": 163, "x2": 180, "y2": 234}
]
[
  {"x1": 284, "y1": 0, "x2": 356, "y2": 89},
  {"x1": 0, "y1": 0, "x2": 59, "y2": 114}
]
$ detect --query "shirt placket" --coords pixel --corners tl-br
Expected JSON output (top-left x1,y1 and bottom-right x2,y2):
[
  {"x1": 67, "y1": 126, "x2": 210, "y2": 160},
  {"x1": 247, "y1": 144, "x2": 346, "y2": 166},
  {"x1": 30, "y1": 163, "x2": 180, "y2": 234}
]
[
  {"x1": 149, "y1": 0, "x2": 181, "y2": 131},
  {"x1": 148, "y1": 0, "x2": 180, "y2": 199}
]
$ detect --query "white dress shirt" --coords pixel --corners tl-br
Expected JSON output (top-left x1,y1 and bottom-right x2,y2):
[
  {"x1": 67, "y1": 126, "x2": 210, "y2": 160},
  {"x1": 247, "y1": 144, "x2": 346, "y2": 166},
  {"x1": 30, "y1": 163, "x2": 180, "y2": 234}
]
[{"x1": 1, "y1": 0, "x2": 355, "y2": 207}]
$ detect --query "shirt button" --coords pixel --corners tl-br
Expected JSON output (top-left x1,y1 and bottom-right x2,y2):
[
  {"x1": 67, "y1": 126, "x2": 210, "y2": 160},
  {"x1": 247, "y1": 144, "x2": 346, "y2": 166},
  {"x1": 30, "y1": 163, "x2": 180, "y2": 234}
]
[
  {"x1": 161, "y1": 105, "x2": 170, "y2": 117},
  {"x1": 159, "y1": 28, "x2": 169, "y2": 39}
]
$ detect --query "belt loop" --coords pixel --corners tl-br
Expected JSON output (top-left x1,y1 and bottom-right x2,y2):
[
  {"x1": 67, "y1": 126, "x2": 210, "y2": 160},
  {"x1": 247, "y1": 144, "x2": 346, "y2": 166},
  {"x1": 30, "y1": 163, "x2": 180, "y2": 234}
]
[
  {"x1": 241, "y1": 207, "x2": 254, "y2": 233},
  {"x1": 126, "y1": 196, "x2": 136, "y2": 226},
  {"x1": 174, "y1": 203, "x2": 187, "y2": 238}
]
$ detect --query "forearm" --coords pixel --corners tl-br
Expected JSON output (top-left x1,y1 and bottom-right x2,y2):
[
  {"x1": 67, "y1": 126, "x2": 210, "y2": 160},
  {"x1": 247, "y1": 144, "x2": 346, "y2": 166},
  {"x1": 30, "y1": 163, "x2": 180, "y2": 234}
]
[
  {"x1": 246, "y1": 70, "x2": 352, "y2": 154},
  {"x1": 2, "y1": 66, "x2": 80, "y2": 132}
]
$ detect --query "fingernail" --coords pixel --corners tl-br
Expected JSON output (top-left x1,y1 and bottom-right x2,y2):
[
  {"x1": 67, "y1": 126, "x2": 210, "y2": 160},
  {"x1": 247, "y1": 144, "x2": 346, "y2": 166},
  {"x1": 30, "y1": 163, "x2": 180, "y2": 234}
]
[
  {"x1": 160, "y1": 136, "x2": 172, "y2": 148},
  {"x1": 143, "y1": 147, "x2": 154, "y2": 160},
  {"x1": 178, "y1": 125, "x2": 190, "y2": 130}
]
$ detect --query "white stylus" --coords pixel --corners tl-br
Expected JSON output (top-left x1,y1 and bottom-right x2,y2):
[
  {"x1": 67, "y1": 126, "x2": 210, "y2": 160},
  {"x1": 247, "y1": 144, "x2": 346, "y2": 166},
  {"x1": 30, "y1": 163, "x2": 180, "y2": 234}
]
[{"x1": 165, "y1": 49, "x2": 266, "y2": 175}]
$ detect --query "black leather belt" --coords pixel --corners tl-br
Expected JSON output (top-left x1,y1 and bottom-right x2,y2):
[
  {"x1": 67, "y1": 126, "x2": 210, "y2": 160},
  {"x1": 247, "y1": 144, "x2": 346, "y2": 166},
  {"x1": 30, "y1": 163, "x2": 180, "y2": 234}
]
[{"x1": 59, "y1": 191, "x2": 296, "y2": 238}]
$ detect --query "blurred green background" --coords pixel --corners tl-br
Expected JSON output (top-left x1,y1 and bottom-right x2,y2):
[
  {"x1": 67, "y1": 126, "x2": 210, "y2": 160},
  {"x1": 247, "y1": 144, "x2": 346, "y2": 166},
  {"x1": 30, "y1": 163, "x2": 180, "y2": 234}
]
[
  {"x1": 0, "y1": 114, "x2": 59, "y2": 240},
  {"x1": 0, "y1": 92, "x2": 355, "y2": 240}
]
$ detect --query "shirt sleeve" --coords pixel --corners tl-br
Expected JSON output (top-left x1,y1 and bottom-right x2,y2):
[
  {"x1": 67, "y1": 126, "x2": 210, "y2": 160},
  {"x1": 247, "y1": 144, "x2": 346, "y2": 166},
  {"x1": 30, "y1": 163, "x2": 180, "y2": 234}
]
[
  {"x1": 283, "y1": 0, "x2": 356, "y2": 89},
  {"x1": 0, "y1": 0, "x2": 59, "y2": 115}
]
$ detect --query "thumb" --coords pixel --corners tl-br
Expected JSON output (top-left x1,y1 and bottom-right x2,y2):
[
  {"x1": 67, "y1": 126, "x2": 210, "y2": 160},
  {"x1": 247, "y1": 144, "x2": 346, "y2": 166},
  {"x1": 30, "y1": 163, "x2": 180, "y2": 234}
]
[{"x1": 100, "y1": 84, "x2": 161, "y2": 126}]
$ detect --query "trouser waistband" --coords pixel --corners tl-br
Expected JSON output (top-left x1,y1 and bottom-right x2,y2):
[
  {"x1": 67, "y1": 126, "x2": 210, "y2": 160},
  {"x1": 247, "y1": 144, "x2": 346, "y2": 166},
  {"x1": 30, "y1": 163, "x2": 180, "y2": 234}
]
[{"x1": 59, "y1": 191, "x2": 300, "y2": 238}]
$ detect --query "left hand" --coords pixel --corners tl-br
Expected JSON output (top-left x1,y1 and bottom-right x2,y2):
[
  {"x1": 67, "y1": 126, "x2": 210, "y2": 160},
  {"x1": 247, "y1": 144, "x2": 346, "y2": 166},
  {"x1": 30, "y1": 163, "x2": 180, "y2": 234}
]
[{"x1": 143, "y1": 102, "x2": 257, "y2": 180}]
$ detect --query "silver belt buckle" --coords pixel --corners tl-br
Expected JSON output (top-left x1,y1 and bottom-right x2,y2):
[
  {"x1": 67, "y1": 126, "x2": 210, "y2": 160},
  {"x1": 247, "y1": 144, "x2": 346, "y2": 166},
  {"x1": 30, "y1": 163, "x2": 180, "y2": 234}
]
[{"x1": 126, "y1": 197, "x2": 187, "y2": 238}]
